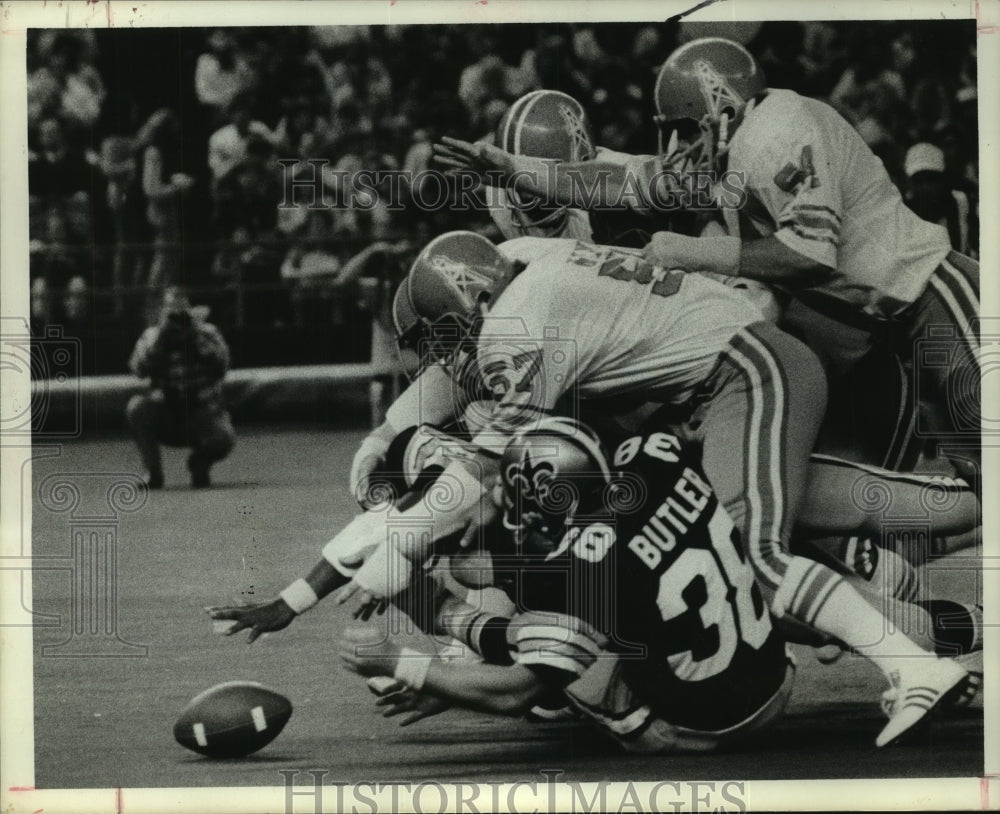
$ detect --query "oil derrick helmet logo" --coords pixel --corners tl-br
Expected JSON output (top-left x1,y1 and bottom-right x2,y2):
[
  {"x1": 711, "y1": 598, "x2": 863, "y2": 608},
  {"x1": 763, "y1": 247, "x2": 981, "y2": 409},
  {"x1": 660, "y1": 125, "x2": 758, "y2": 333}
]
[
  {"x1": 692, "y1": 58, "x2": 747, "y2": 121},
  {"x1": 558, "y1": 102, "x2": 595, "y2": 162},
  {"x1": 431, "y1": 253, "x2": 498, "y2": 312}
]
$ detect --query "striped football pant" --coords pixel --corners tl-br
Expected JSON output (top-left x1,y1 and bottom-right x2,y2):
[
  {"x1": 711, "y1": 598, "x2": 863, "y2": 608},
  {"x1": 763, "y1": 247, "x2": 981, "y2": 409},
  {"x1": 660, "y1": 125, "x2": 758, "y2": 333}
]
[
  {"x1": 689, "y1": 321, "x2": 847, "y2": 623},
  {"x1": 883, "y1": 250, "x2": 980, "y2": 479}
]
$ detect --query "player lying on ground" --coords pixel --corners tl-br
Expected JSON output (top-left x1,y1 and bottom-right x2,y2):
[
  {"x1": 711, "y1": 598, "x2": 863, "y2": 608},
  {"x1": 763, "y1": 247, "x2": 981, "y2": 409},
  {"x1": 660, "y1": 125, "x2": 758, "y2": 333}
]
[
  {"x1": 210, "y1": 416, "x2": 982, "y2": 660},
  {"x1": 332, "y1": 417, "x2": 976, "y2": 748},
  {"x1": 339, "y1": 417, "x2": 798, "y2": 753},
  {"x1": 211, "y1": 231, "x2": 977, "y2": 745},
  {"x1": 434, "y1": 37, "x2": 981, "y2": 485}
]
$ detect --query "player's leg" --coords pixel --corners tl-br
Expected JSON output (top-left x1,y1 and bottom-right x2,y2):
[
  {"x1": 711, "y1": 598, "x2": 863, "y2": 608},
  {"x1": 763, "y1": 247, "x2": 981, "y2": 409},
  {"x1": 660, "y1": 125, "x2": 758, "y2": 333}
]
[
  {"x1": 801, "y1": 535, "x2": 982, "y2": 658},
  {"x1": 698, "y1": 322, "x2": 970, "y2": 745},
  {"x1": 905, "y1": 251, "x2": 981, "y2": 485},
  {"x1": 799, "y1": 454, "x2": 979, "y2": 542},
  {"x1": 624, "y1": 659, "x2": 797, "y2": 754},
  {"x1": 188, "y1": 407, "x2": 236, "y2": 488},
  {"x1": 125, "y1": 392, "x2": 166, "y2": 488}
]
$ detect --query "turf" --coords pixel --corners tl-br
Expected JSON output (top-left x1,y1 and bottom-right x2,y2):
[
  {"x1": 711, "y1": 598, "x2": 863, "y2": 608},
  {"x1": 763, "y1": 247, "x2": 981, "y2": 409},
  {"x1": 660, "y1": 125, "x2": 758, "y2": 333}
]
[{"x1": 29, "y1": 428, "x2": 984, "y2": 788}]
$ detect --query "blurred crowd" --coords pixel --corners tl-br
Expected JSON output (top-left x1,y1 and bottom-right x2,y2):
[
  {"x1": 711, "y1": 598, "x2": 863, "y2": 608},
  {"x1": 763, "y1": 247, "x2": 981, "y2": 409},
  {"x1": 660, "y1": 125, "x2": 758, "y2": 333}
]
[{"x1": 27, "y1": 21, "x2": 980, "y2": 364}]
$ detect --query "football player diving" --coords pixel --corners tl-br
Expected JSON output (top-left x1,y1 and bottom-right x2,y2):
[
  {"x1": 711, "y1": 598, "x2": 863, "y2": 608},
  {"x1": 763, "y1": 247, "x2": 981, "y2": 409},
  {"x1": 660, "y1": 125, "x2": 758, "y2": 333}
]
[
  {"x1": 339, "y1": 416, "x2": 799, "y2": 753},
  {"x1": 209, "y1": 230, "x2": 978, "y2": 746},
  {"x1": 433, "y1": 37, "x2": 982, "y2": 491}
]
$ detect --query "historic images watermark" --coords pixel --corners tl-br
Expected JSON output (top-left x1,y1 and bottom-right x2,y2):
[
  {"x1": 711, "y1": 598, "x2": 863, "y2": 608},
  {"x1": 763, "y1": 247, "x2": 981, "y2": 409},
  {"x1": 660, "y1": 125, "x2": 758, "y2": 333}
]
[
  {"x1": 279, "y1": 769, "x2": 749, "y2": 814},
  {"x1": 277, "y1": 161, "x2": 748, "y2": 214},
  {"x1": 1, "y1": 317, "x2": 150, "y2": 656},
  {"x1": 0, "y1": 317, "x2": 81, "y2": 439}
]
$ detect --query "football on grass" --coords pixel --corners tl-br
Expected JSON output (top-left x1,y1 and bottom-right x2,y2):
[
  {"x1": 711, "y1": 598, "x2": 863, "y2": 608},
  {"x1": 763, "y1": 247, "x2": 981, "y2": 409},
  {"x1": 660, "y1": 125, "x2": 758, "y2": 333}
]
[{"x1": 173, "y1": 681, "x2": 292, "y2": 758}]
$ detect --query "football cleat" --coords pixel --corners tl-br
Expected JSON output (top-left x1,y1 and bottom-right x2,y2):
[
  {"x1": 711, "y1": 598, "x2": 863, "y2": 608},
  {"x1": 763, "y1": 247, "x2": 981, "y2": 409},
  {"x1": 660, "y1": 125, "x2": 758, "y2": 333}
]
[
  {"x1": 875, "y1": 658, "x2": 970, "y2": 747},
  {"x1": 952, "y1": 650, "x2": 983, "y2": 708}
]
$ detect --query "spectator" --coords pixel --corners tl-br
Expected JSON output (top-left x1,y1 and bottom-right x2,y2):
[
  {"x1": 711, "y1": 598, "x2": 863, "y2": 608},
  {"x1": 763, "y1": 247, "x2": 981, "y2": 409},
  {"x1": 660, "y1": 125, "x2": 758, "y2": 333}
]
[
  {"x1": 28, "y1": 118, "x2": 92, "y2": 317},
  {"x1": 212, "y1": 136, "x2": 286, "y2": 328},
  {"x1": 279, "y1": 209, "x2": 343, "y2": 328},
  {"x1": 194, "y1": 29, "x2": 256, "y2": 123},
  {"x1": 29, "y1": 117, "x2": 92, "y2": 202},
  {"x1": 332, "y1": 220, "x2": 429, "y2": 426},
  {"x1": 532, "y1": 34, "x2": 591, "y2": 103},
  {"x1": 27, "y1": 32, "x2": 106, "y2": 132},
  {"x1": 903, "y1": 142, "x2": 976, "y2": 257},
  {"x1": 125, "y1": 287, "x2": 235, "y2": 489},
  {"x1": 62, "y1": 274, "x2": 91, "y2": 329},
  {"x1": 142, "y1": 109, "x2": 194, "y2": 299},
  {"x1": 92, "y1": 134, "x2": 148, "y2": 315},
  {"x1": 207, "y1": 92, "x2": 283, "y2": 192}
]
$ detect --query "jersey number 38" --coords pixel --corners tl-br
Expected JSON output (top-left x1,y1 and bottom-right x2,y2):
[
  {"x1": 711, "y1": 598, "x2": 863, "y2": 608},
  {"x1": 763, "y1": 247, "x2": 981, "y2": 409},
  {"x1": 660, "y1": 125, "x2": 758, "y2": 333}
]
[{"x1": 656, "y1": 508, "x2": 772, "y2": 681}]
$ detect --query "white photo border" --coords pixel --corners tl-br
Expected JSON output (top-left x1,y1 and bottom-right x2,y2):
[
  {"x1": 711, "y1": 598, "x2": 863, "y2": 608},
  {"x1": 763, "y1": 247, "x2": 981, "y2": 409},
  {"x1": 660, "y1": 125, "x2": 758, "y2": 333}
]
[{"x1": 1, "y1": 1, "x2": 997, "y2": 811}]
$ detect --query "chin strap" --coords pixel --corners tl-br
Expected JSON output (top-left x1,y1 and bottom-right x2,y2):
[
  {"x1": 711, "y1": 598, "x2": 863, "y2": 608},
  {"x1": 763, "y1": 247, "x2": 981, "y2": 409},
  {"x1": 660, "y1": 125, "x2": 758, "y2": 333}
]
[
  {"x1": 716, "y1": 98, "x2": 755, "y2": 163},
  {"x1": 507, "y1": 187, "x2": 568, "y2": 236},
  {"x1": 717, "y1": 110, "x2": 730, "y2": 154}
]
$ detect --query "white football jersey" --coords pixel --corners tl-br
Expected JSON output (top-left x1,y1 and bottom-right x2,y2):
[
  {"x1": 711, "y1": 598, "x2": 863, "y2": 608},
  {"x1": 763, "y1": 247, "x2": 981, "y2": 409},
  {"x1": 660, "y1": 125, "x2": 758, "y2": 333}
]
[
  {"x1": 723, "y1": 89, "x2": 951, "y2": 324},
  {"x1": 470, "y1": 237, "x2": 765, "y2": 449}
]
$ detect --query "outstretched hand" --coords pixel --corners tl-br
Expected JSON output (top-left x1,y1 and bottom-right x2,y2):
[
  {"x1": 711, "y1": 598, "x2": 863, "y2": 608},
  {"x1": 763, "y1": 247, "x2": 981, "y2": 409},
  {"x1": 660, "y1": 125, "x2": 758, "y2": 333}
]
[
  {"x1": 205, "y1": 598, "x2": 296, "y2": 643},
  {"x1": 432, "y1": 137, "x2": 516, "y2": 184},
  {"x1": 376, "y1": 686, "x2": 451, "y2": 727}
]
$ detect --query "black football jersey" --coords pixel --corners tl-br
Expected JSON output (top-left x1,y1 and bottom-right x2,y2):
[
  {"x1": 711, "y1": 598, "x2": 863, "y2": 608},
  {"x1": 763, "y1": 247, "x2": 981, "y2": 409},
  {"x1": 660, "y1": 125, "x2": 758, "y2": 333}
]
[{"x1": 503, "y1": 428, "x2": 789, "y2": 732}]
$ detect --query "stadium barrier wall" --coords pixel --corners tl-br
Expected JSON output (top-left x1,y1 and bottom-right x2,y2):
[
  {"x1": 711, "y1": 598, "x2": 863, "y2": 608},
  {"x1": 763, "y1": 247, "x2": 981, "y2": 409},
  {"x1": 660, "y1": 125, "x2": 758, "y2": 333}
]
[{"x1": 32, "y1": 364, "x2": 374, "y2": 437}]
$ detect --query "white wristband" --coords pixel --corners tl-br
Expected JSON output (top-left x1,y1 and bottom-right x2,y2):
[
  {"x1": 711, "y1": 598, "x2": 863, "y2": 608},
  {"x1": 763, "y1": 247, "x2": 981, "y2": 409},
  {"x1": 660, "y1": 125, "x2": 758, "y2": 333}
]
[
  {"x1": 279, "y1": 578, "x2": 319, "y2": 615},
  {"x1": 393, "y1": 647, "x2": 434, "y2": 691}
]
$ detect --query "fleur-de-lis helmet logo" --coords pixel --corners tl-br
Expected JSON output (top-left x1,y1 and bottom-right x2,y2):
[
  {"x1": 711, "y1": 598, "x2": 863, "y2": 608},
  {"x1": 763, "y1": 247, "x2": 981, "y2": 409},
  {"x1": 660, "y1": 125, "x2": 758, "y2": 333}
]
[{"x1": 503, "y1": 447, "x2": 558, "y2": 526}]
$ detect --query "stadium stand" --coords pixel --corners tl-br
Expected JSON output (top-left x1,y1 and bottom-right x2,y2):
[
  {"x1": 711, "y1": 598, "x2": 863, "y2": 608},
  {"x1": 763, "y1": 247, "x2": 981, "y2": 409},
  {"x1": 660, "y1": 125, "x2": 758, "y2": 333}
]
[{"x1": 25, "y1": 22, "x2": 979, "y2": 429}]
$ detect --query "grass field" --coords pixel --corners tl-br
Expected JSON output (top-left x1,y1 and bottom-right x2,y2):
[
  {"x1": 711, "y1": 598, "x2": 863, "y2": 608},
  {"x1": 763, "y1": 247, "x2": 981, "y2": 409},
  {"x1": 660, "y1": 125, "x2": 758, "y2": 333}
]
[{"x1": 29, "y1": 428, "x2": 984, "y2": 789}]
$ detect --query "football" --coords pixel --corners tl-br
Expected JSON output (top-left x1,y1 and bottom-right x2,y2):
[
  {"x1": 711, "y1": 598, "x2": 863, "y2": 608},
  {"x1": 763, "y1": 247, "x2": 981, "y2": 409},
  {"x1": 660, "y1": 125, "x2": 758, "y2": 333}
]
[{"x1": 173, "y1": 681, "x2": 292, "y2": 758}]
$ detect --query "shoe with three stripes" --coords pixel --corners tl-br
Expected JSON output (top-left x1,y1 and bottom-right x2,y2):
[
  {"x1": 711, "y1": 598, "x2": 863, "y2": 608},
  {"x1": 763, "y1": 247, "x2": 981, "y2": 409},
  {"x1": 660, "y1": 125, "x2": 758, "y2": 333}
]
[{"x1": 875, "y1": 658, "x2": 970, "y2": 747}]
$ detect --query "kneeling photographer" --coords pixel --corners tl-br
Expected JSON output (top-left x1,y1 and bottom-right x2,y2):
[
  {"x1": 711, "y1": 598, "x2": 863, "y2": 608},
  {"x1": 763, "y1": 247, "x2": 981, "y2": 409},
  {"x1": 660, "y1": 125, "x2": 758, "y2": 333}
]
[{"x1": 126, "y1": 287, "x2": 235, "y2": 489}]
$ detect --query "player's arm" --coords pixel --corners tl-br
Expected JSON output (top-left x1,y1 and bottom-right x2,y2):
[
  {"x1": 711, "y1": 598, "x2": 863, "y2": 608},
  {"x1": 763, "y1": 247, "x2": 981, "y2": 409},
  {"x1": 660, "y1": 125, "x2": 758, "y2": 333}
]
[
  {"x1": 206, "y1": 486, "x2": 432, "y2": 640},
  {"x1": 337, "y1": 456, "x2": 497, "y2": 605},
  {"x1": 341, "y1": 324, "x2": 564, "y2": 605},
  {"x1": 338, "y1": 623, "x2": 548, "y2": 716},
  {"x1": 206, "y1": 554, "x2": 352, "y2": 642},
  {"x1": 645, "y1": 122, "x2": 840, "y2": 285},
  {"x1": 643, "y1": 227, "x2": 834, "y2": 283},
  {"x1": 350, "y1": 363, "x2": 459, "y2": 505},
  {"x1": 434, "y1": 137, "x2": 636, "y2": 210}
]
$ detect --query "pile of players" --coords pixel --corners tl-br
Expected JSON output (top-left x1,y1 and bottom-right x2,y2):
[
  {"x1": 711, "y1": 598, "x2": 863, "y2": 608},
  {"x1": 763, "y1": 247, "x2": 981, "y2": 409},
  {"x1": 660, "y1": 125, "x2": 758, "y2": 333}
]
[{"x1": 209, "y1": 37, "x2": 983, "y2": 752}]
